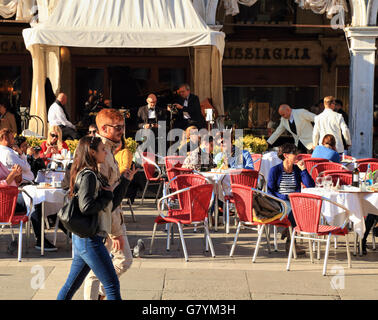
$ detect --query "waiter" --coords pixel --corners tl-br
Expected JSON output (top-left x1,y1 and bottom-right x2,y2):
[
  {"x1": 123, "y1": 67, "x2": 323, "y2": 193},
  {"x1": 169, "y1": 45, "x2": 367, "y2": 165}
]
[
  {"x1": 137, "y1": 93, "x2": 166, "y2": 153},
  {"x1": 168, "y1": 83, "x2": 206, "y2": 130}
]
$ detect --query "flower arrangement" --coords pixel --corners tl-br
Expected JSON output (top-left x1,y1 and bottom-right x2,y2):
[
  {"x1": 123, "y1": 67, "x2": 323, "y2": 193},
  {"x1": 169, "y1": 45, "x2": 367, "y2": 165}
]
[
  {"x1": 235, "y1": 134, "x2": 268, "y2": 154},
  {"x1": 65, "y1": 139, "x2": 79, "y2": 153},
  {"x1": 124, "y1": 137, "x2": 138, "y2": 154},
  {"x1": 25, "y1": 136, "x2": 43, "y2": 148}
]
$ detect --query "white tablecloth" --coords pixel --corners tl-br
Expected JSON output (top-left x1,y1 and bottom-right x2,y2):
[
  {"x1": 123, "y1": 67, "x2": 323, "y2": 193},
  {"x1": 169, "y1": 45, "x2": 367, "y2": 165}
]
[
  {"x1": 200, "y1": 171, "x2": 231, "y2": 202},
  {"x1": 302, "y1": 188, "x2": 378, "y2": 237},
  {"x1": 259, "y1": 151, "x2": 282, "y2": 180},
  {"x1": 21, "y1": 185, "x2": 67, "y2": 216}
]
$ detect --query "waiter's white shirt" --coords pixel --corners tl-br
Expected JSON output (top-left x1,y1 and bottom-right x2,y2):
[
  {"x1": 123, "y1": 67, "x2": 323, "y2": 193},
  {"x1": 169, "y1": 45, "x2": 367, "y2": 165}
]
[{"x1": 48, "y1": 102, "x2": 75, "y2": 129}]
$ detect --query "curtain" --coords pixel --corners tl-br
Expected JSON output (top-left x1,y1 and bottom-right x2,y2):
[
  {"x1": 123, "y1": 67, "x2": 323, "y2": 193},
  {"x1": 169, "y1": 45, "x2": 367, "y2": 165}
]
[
  {"x1": 224, "y1": 0, "x2": 347, "y2": 18},
  {"x1": 295, "y1": 0, "x2": 348, "y2": 19},
  {"x1": 0, "y1": 0, "x2": 17, "y2": 18}
]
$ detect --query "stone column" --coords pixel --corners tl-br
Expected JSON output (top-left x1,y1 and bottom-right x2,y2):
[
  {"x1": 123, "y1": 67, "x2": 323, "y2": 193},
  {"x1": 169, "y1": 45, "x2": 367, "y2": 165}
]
[{"x1": 345, "y1": 27, "x2": 378, "y2": 158}]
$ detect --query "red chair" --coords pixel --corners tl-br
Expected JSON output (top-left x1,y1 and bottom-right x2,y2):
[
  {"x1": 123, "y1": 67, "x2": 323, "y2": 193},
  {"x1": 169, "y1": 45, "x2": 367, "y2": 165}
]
[
  {"x1": 303, "y1": 158, "x2": 329, "y2": 175},
  {"x1": 164, "y1": 156, "x2": 186, "y2": 171},
  {"x1": 0, "y1": 186, "x2": 32, "y2": 262},
  {"x1": 250, "y1": 154, "x2": 262, "y2": 172},
  {"x1": 357, "y1": 162, "x2": 378, "y2": 173},
  {"x1": 356, "y1": 158, "x2": 378, "y2": 164},
  {"x1": 296, "y1": 154, "x2": 312, "y2": 161},
  {"x1": 321, "y1": 171, "x2": 353, "y2": 186},
  {"x1": 141, "y1": 152, "x2": 165, "y2": 205},
  {"x1": 287, "y1": 193, "x2": 351, "y2": 275},
  {"x1": 150, "y1": 184, "x2": 215, "y2": 261},
  {"x1": 310, "y1": 162, "x2": 348, "y2": 181},
  {"x1": 229, "y1": 184, "x2": 293, "y2": 262},
  {"x1": 223, "y1": 169, "x2": 259, "y2": 234}
]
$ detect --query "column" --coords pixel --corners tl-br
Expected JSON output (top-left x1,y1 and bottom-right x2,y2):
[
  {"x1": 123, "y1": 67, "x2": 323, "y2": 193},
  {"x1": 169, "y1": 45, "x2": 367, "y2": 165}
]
[
  {"x1": 194, "y1": 45, "x2": 212, "y2": 104},
  {"x1": 346, "y1": 27, "x2": 378, "y2": 158}
]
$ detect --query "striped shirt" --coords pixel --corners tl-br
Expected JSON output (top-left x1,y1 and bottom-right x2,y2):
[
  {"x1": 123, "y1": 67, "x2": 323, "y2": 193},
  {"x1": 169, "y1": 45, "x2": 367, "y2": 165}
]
[{"x1": 278, "y1": 171, "x2": 297, "y2": 195}]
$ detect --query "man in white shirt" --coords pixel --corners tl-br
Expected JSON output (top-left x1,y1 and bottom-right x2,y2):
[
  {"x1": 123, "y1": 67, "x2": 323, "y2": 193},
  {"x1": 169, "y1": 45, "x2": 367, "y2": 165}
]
[
  {"x1": 0, "y1": 128, "x2": 34, "y2": 181},
  {"x1": 48, "y1": 93, "x2": 79, "y2": 140},
  {"x1": 312, "y1": 96, "x2": 352, "y2": 153},
  {"x1": 267, "y1": 104, "x2": 316, "y2": 153}
]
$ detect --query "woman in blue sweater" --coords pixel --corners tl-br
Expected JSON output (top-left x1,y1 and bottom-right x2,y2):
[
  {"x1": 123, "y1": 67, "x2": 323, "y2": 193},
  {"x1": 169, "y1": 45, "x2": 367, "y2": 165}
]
[
  {"x1": 311, "y1": 134, "x2": 340, "y2": 163},
  {"x1": 267, "y1": 143, "x2": 315, "y2": 251}
]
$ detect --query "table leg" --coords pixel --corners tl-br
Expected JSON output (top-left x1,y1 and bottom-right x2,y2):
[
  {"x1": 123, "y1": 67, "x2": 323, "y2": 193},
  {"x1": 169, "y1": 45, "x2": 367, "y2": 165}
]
[
  {"x1": 41, "y1": 202, "x2": 45, "y2": 256},
  {"x1": 214, "y1": 192, "x2": 218, "y2": 232}
]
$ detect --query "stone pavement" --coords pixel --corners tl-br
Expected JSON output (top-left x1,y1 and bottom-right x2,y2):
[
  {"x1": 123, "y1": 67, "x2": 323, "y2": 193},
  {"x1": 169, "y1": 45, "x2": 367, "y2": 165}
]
[{"x1": 0, "y1": 198, "x2": 378, "y2": 300}]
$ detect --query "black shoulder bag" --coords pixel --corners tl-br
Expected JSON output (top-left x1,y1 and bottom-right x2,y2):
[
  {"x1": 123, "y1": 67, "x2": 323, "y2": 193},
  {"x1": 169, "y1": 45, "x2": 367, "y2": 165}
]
[{"x1": 57, "y1": 169, "x2": 99, "y2": 238}]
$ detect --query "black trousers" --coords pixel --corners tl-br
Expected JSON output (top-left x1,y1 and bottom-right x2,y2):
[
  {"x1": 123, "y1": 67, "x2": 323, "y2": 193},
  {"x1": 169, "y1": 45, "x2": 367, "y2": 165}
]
[
  {"x1": 59, "y1": 125, "x2": 79, "y2": 140},
  {"x1": 363, "y1": 214, "x2": 378, "y2": 242}
]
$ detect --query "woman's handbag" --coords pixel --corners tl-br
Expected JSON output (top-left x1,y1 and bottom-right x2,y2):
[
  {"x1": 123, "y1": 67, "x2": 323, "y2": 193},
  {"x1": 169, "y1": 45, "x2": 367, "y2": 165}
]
[{"x1": 57, "y1": 169, "x2": 99, "y2": 238}]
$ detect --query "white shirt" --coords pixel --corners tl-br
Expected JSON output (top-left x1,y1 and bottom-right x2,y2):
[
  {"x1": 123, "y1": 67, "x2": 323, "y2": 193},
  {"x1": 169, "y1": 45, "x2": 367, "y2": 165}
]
[
  {"x1": 148, "y1": 108, "x2": 156, "y2": 119},
  {"x1": 48, "y1": 102, "x2": 75, "y2": 129},
  {"x1": 312, "y1": 108, "x2": 352, "y2": 153},
  {"x1": 0, "y1": 145, "x2": 34, "y2": 181}
]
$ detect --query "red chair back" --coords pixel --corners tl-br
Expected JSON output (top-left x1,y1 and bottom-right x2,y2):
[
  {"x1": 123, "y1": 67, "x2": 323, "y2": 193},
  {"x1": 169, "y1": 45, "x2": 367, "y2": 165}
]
[
  {"x1": 303, "y1": 158, "x2": 330, "y2": 175},
  {"x1": 321, "y1": 171, "x2": 353, "y2": 186},
  {"x1": 165, "y1": 156, "x2": 186, "y2": 171},
  {"x1": 188, "y1": 184, "x2": 214, "y2": 222},
  {"x1": 356, "y1": 158, "x2": 378, "y2": 164},
  {"x1": 175, "y1": 174, "x2": 207, "y2": 210},
  {"x1": 297, "y1": 154, "x2": 312, "y2": 161},
  {"x1": 311, "y1": 162, "x2": 347, "y2": 180},
  {"x1": 166, "y1": 167, "x2": 193, "y2": 183},
  {"x1": 229, "y1": 169, "x2": 259, "y2": 188},
  {"x1": 230, "y1": 184, "x2": 254, "y2": 223},
  {"x1": 289, "y1": 193, "x2": 323, "y2": 234},
  {"x1": 250, "y1": 154, "x2": 262, "y2": 172},
  {"x1": 142, "y1": 152, "x2": 159, "y2": 180},
  {"x1": 0, "y1": 186, "x2": 19, "y2": 224},
  {"x1": 357, "y1": 162, "x2": 378, "y2": 173}
]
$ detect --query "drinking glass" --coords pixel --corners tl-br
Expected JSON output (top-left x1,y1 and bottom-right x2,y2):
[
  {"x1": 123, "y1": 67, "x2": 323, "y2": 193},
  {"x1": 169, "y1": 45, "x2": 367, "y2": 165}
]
[
  {"x1": 315, "y1": 176, "x2": 323, "y2": 188},
  {"x1": 323, "y1": 176, "x2": 333, "y2": 190}
]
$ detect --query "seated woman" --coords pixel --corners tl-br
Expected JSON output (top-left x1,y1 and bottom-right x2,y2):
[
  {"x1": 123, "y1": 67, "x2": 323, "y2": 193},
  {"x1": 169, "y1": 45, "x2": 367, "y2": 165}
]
[
  {"x1": 311, "y1": 134, "x2": 340, "y2": 163},
  {"x1": 177, "y1": 125, "x2": 199, "y2": 155},
  {"x1": 40, "y1": 125, "x2": 69, "y2": 166},
  {"x1": 267, "y1": 143, "x2": 315, "y2": 253}
]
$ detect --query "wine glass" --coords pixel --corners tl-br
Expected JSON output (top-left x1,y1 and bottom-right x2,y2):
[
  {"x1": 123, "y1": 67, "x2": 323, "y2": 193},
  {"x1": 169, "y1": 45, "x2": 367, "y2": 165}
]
[
  {"x1": 315, "y1": 176, "x2": 323, "y2": 188},
  {"x1": 323, "y1": 175, "x2": 333, "y2": 190}
]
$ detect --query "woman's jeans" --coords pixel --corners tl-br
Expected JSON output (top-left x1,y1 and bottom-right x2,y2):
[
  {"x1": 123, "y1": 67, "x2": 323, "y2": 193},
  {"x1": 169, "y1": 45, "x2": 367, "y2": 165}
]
[
  {"x1": 57, "y1": 234, "x2": 121, "y2": 300},
  {"x1": 283, "y1": 200, "x2": 296, "y2": 228}
]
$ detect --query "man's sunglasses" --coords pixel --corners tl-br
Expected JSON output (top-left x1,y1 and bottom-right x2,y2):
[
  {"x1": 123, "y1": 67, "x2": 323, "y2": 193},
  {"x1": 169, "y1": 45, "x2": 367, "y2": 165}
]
[
  {"x1": 50, "y1": 134, "x2": 58, "y2": 138},
  {"x1": 105, "y1": 124, "x2": 125, "y2": 131},
  {"x1": 88, "y1": 130, "x2": 97, "y2": 134}
]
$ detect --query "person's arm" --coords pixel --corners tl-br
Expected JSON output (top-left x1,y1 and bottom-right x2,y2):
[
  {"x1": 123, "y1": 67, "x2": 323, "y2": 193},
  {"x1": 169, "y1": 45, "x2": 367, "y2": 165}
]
[
  {"x1": 6, "y1": 151, "x2": 33, "y2": 179},
  {"x1": 111, "y1": 176, "x2": 131, "y2": 211},
  {"x1": 243, "y1": 151, "x2": 254, "y2": 170},
  {"x1": 266, "y1": 120, "x2": 286, "y2": 146},
  {"x1": 54, "y1": 105, "x2": 75, "y2": 129},
  {"x1": 312, "y1": 118, "x2": 320, "y2": 148},
  {"x1": 137, "y1": 107, "x2": 147, "y2": 129},
  {"x1": 77, "y1": 172, "x2": 113, "y2": 216},
  {"x1": 339, "y1": 115, "x2": 352, "y2": 147},
  {"x1": 297, "y1": 164, "x2": 315, "y2": 188}
]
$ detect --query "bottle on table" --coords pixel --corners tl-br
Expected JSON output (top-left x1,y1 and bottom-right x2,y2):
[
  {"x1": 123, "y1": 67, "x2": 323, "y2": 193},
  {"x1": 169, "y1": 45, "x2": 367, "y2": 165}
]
[
  {"x1": 365, "y1": 164, "x2": 373, "y2": 187},
  {"x1": 352, "y1": 162, "x2": 359, "y2": 188}
]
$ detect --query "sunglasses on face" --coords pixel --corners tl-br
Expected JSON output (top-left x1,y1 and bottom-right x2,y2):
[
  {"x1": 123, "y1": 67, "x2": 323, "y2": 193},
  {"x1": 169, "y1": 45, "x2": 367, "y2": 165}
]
[
  {"x1": 105, "y1": 124, "x2": 125, "y2": 131},
  {"x1": 50, "y1": 134, "x2": 58, "y2": 138},
  {"x1": 88, "y1": 130, "x2": 96, "y2": 134}
]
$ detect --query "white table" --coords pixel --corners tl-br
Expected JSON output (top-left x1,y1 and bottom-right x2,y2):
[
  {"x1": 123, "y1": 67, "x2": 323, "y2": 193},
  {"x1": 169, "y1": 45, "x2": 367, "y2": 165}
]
[
  {"x1": 200, "y1": 170, "x2": 233, "y2": 231},
  {"x1": 302, "y1": 187, "x2": 378, "y2": 238},
  {"x1": 259, "y1": 152, "x2": 282, "y2": 184},
  {"x1": 21, "y1": 185, "x2": 67, "y2": 255}
]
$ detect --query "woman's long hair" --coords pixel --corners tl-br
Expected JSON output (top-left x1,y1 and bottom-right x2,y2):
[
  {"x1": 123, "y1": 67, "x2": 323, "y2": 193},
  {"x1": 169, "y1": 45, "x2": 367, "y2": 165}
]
[
  {"x1": 69, "y1": 136, "x2": 105, "y2": 197},
  {"x1": 47, "y1": 125, "x2": 64, "y2": 150}
]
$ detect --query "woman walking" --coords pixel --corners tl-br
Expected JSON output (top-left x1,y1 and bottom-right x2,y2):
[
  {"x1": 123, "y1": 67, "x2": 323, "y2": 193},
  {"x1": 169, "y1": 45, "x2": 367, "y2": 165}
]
[{"x1": 57, "y1": 136, "x2": 121, "y2": 300}]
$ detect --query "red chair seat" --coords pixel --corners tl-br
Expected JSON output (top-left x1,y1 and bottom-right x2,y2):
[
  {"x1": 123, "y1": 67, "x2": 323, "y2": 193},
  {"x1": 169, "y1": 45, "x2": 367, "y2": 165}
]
[{"x1": 11, "y1": 215, "x2": 29, "y2": 225}]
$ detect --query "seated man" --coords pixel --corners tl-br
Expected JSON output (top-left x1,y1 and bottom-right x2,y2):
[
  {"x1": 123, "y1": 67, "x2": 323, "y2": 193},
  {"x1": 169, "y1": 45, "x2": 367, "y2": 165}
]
[
  {"x1": 0, "y1": 129, "x2": 34, "y2": 182},
  {"x1": 182, "y1": 135, "x2": 216, "y2": 171}
]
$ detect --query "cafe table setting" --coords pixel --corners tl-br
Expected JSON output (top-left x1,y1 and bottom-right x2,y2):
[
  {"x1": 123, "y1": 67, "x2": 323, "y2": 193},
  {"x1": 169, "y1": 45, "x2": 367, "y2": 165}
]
[{"x1": 301, "y1": 180, "x2": 378, "y2": 252}]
